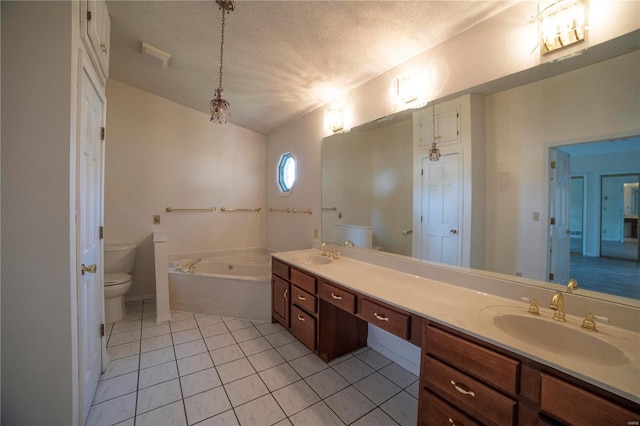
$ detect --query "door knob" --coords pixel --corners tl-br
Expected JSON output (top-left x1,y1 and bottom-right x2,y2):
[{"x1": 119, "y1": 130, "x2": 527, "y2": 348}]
[
  {"x1": 81, "y1": 263, "x2": 97, "y2": 275},
  {"x1": 450, "y1": 229, "x2": 458, "y2": 234}
]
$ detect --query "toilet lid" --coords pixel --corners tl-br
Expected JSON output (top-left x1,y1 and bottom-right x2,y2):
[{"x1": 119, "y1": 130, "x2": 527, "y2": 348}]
[{"x1": 105, "y1": 272, "x2": 131, "y2": 286}]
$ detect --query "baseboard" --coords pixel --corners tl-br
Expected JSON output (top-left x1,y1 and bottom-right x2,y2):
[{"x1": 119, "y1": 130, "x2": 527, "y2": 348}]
[{"x1": 367, "y1": 324, "x2": 421, "y2": 376}]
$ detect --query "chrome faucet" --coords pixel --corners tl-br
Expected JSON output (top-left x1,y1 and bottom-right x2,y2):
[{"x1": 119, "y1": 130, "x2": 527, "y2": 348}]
[
  {"x1": 344, "y1": 240, "x2": 355, "y2": 247},
  {"x1": 183, "y1": 258, "x2": 202, "y2": 273},
  {"x1": 550, "y1": 292, "x2": 566, "y2": 321}
]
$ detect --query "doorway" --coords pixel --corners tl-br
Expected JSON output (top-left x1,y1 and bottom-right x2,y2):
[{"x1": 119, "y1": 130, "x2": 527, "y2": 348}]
[{"x1": 600, "y1": 174, "x2": 640, "y2": 261}]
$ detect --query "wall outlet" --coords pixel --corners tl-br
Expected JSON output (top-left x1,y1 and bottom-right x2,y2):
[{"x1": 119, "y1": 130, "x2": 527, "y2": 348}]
[{"x1": 153, "y1": 215, "x2": 161, "y2": 224}]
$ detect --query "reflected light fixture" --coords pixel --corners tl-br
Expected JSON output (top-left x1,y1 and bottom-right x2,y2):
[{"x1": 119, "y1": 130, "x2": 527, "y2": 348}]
[
  {"x1": 210, "y1": 0, "x2": 235, "y2": 124},
  {"x1": 539, "y1": 0, "x2": 586, "y2": 55},
  {"x1": 393, "y1": 74, "x2": 419, "y2": 104},
  {"x1": 327, "y1": 108, "x2": 344, "y2": 132},
  {"x1": 429, "y1": 100, "x2": 441, "y2": 162}
]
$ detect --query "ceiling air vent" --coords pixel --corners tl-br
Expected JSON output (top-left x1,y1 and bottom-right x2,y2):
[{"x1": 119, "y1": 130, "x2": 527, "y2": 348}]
[{"x1": 141, "y1": 42, "x2": 171, "y2": 69}]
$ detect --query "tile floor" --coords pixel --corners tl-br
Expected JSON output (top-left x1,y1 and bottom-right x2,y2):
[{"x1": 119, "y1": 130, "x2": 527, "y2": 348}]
[{"x1": 86, "y1": 299, "x2": 419, "y2": 426}]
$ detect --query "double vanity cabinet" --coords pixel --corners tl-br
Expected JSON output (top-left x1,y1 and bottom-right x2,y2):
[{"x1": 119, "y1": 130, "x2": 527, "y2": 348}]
[{"x1": 271, "y1": 254, "x2": 640, "y2": 425}]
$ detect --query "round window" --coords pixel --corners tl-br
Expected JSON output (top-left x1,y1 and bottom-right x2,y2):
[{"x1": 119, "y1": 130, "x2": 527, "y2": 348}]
[{"x1": 277, "y1": 152, "x2": 296, "y2": 192}]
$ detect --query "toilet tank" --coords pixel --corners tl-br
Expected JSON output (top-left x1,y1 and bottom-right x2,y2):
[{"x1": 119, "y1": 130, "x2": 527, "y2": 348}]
[{"x1": 104, "y1": 244, "x2": 137, "y2": 274}]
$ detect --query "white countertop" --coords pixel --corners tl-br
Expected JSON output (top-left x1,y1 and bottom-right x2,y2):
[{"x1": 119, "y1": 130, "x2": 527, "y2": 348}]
[{"x1": 273, "y1": 249, "x2": 640, "y2": 404}]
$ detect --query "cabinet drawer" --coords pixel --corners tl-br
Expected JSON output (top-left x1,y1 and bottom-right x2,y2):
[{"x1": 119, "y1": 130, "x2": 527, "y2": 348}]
[
  {"x1": 272, "y1": 259, "x2": 289, "y2": 280},
  {"x1": 291, "y1": 268, "x2": 317, "y2": 294},
  {"x1": 321, "y1": 281, "x2": 356, "y2": 314},
  {"x1": 291, "y1": 305, "x2": 316, "y2": 351},
  {"x1": 540, "y1": 374, "x2": 639, "y2": 424},
  {"x1": 420, "y1": 390, "x2": 481, "y2": 426},
  {"x1": 360, "y1": 298, "x2": 410, "y2": 340},
  {"x1": 426, "y1": 325, "x2": 519, "y2": 395},
  {"x1": 424, "y1": 356, "x2": 516, "y2": 426},
  {"x1": 292, "y1": 285, "x2": 317, "y2": 314}
]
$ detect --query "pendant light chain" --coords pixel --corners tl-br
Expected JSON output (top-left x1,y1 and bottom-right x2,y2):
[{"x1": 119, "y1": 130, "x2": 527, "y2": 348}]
[
  {"x1": 429, "y1": 99, "x2": 441, "y2": 161},
  {"x1": 218, "y1": 8, "x2": 226, "y2": 90}
]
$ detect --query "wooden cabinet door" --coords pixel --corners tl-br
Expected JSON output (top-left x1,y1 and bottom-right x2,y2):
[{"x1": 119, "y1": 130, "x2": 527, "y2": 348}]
[{"x1": 272, "y1": 275, "x2": 290, "y2": 328}]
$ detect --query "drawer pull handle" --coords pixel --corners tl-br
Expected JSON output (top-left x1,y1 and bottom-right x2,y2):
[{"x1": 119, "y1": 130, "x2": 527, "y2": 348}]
[
  {"x1": 297, "y1": 315, "x2": 305, "y2": 322},
  {"x1": 374, "y1": 313, "x2": 389, "y2": 321},
  {"x1": 331, "y1": 293, "x2": 342, "y2": 300},
  {"x1": 297, "y1": 295, "x2": 306, "y2": 301},
  {"x1": 284, "y1": 289, "x2": 288, "y2": 300},
  {"x1": 450, "y1": 380, "x2": 475, "y2": 397},
  {"x1": 448, "y1": 418, "x2": 461, "y2": 426}
]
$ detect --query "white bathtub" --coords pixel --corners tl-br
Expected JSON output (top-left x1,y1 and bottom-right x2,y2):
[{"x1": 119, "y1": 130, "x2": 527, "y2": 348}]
[{"x1": 168, "y1": 253, "x2": 271, "y2": 321}]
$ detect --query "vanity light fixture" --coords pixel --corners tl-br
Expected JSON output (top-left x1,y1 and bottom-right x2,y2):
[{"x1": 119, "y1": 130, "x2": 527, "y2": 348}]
[
  {"x1": 539, "y1": 0, "x2": 586, "y2": 55},
  {"x1": 327, "y1": 108, "x2": 344, "y2": 132},
  {"x1": 429, "y1": 100, "x2": 441, "y2": 162},
  {"x1": 209, "y1": 0, "x2": 235, "y2": 124},
  {"x1": 393, "y1": 74, "x2": 419, "y2": 104}
]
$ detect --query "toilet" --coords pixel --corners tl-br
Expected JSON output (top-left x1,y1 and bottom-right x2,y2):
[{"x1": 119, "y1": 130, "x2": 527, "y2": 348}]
[{"x1": 104, "y1": 244, "x2": 137, "y2": 323}]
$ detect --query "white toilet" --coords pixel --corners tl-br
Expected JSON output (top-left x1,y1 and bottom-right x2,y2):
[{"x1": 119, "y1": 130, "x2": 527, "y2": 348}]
[{"x1": 104, "y1": 244, "x2": 137, "y2": 323}]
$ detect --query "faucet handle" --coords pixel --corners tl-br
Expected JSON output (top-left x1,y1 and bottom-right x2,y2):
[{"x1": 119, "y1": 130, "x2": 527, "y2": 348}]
[
  {"x1": 567, "y1": 278, "x2": 579, "y2": 293},
  {"x1": 520, "y1": 297, "x2": 540, "y2": 315},
  {"x1": 581, "y1": 313, "x2": 610, "y2": 332}
]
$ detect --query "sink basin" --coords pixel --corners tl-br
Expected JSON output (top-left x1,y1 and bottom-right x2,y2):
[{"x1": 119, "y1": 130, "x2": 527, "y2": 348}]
[
  {"x1": 492, "y1": 313, "x2": 629, "y2": 366},
  {"x1": 293, "y1": 254, "x2": 332, "y2": 265}
]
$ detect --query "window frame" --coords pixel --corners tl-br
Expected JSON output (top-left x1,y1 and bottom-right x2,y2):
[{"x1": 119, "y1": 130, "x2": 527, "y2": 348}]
[{"x1": 277, "y1": 152, "x2": 297, "y2": 194}]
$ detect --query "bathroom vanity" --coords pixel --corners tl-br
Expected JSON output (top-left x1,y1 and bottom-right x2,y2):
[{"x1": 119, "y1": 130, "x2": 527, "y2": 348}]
[{"x1": 271, "y1": 250, "x2": 640, "y2": 425}]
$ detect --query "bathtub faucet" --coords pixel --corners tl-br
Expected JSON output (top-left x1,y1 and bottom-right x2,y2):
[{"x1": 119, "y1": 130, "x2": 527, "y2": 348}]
[{"x1": 182, "y1": 258, "x2": 202, "y2": 274}]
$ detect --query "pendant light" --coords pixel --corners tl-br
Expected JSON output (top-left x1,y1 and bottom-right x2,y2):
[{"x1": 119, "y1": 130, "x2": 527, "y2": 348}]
[
  {"x1": 210, "y1": 0, "x2": 235, "y2": 124},
  {"x1": 429, "y1": 100, "x2": 441, "y2": 162}
]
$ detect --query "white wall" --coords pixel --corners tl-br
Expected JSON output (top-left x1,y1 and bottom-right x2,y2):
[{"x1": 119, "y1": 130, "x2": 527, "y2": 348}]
[
  {"x1": 484, "y1": 51, "x2": 640, "y2": 279},
  {"x1": 105, "y1": 80, "x2": 267, "y2": 300},
  {"x1": 1, "y1": 2, "x2": 79, "y2": 424}
]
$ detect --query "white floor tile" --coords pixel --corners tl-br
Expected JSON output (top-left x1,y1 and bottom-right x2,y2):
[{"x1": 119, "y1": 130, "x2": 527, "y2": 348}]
[
  {"x1": 258, "y1": 363, "x2": 302, "y2": 392},
  {"x1": 304, "y1": 368, "x2": 349, "y2": 399},
  {"x1": 353, "y1": 372, "x2": 401, "y2": 405},
  {"x1": 332, "y1": 356, "x2": 374, "y2": 383},
  {"x1": 136, "y1": 378, "x2": 182, "y2": 415},
  {"x1": 289, "y1": 401, "x2": 345, "y2": 426},
  {"x1": 272, "y1": 380, "x2": 321, "y2": 417},
  {"x1": 184, "y1": 386, "x2": 232, "y2": 425},
  {"x1": 170, "y1": 311, "x2": 195, "y2": 322},
  {"x1": 200, "y1": 322, "x2": 230, "y2": 338},
  {"x1": 140, "y1": 346, "x2": 176, "y2": 370},
  {"x1": 171, "y1": 318, "x2": 198, "y2": 333},
  {"x1": 106, "y1": 341, "x2": 140, "y2": 361},
  {"x1": 172, "y1": 328, "x2": 203, "y2": 345},
  {"x1": 255, "y1": 322, "x2": 285, "y2": 336},
  {"x1": 195, "y1": 409, "x2": 239, "y2": 426},
  {"x1": 138, "y1": 361, "x2": 179, "y2": 389},
  {"x1": 135, "y1": 400, "x2": 187, "y2": 426},
  {"x1": 93, "y1": 372, "x2": 138, "y2": 404},
  {"x1": 351, "y1": 407, "x2": 396, "y2": 426},
  {"x1": 380, "y1": 391, "x2": 418, "y2": 426},
  {"x1": 140, "y1": 334, "x2": 173, "y2": 353},
  {"x1": 224, "y1": 318, "x2": 254, "y2": 331},
  {"x1": 289, "y1": 353, "x2": 329, "y2": 378},
  {"x1": 141, "y1": 323, "x2": 171, "y2": 339},
  {"x1": 231, "y1": 326, "x2": 262, "y2": 343},
  {"x1": 175, "y1": 339, "x2": 208, "y2": 360},
  {"x1": 100, "y1": 355, "x2": 139, "y2": 381},
  {"x1": 324, "y1": 386, "x2": 376, "y2": 425},
  {"x1": 224, "y1": 374, "x2": 269, "y2": 407},
  {"x1": 265, "y1": 330, "x2": 297, "y2": 348},
  {"x1": 216, "y1": 358, "x2": 256, "y2": 384},
  {"x1": 112, "y1": 320, "x2": 142, "y2": 334},
  {"x1": 108, "y1": 329, "x2": 141, "y2": 347},
  {"x1": 355, "y1": 348, "x2": 392, "y2": 370},
  {"x1": 210, "y1": 344, "x2": 245, "y2": 366},
  {"x1": 238, "y1": 336, "x2": 273, "y2": 357},
  {"x1": 234, "y1": 394, "x2": 286, "y2": 426},
  {"x1": 177, "y1": 352, "x2": 214, "y2": 376},
  {"x1": 247, "y1": 348, "x2": 285, "y2": 372},
  {"x1": 195, "y1": 315, "x2": 224, "y2": 328},
  {"x1": 180, "y1": 367, "x2": 222, "y2": 398},
  {"x1": 275, "y1": 341, "x2": 311, "y2": 361},
  {"x1": 378, "y1": 363, "x2": 418, "y2": 388},
  {"x1": 86, "y1": 393, "x2": 136, "y2": 426},
  {"x1": 204, "y1": 333, "x2": 236, "y2": 350}
]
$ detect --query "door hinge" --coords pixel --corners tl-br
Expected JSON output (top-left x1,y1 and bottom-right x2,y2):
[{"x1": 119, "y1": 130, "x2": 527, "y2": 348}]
[
  {"x1": 457, "y1": 113, "x2": 459, "y2": 118},
  {"x1": 549, "y1": 273, "x2": 554, "y2": 281},
  {"x1": 87, "y1": 10, "x2": 92, "y2": 21},
  {"x1": 421, "y1": 215, "x2": 423, "y2": 223},
  {"x1": 100, "y1": 127, "x2": 105, "y2": 141},
  {"x1": 421, "y1": 169, "x2": 423, "y2": 176},
  {"x1": 100, "y1": 323, "x2": 105, "y2": 337},
  {"x1": 550, "y1": 218, "x2": 556, "y2": 225},
  {"x1": 550, "y1": 161, "x2": 556, "y2": 169},
  {"x1": 99, "y1": 226, "x2": 104, "y2": 239}
]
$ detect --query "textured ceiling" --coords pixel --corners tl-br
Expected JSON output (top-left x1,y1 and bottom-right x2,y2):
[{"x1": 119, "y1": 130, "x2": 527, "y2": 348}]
[{"x1": 107, "y1": 1, "x2": 516, "y2": 135}]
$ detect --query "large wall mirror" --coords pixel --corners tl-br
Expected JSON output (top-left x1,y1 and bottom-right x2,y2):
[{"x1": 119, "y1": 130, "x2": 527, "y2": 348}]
[{"x1": 322, "y1": 38, "x2": 640, "y2": 307}]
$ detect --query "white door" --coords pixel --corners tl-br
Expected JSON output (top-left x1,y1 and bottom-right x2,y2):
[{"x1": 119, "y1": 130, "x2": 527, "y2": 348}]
[
  {"x1": 420, "y1": 153, "x2": 461, "y2": 265},
  {"x1": 548, "y1": 148, "x2": 571, "y2": 284},
  {"x1": 78, "y1": 65, "x2": 105, "y2": 422}
]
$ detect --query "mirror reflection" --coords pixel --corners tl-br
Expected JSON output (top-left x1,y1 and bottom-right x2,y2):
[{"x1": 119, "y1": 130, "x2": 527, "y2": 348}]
[{"x1": 322, "y1": 50, "x2": 640, "y2": 303}]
